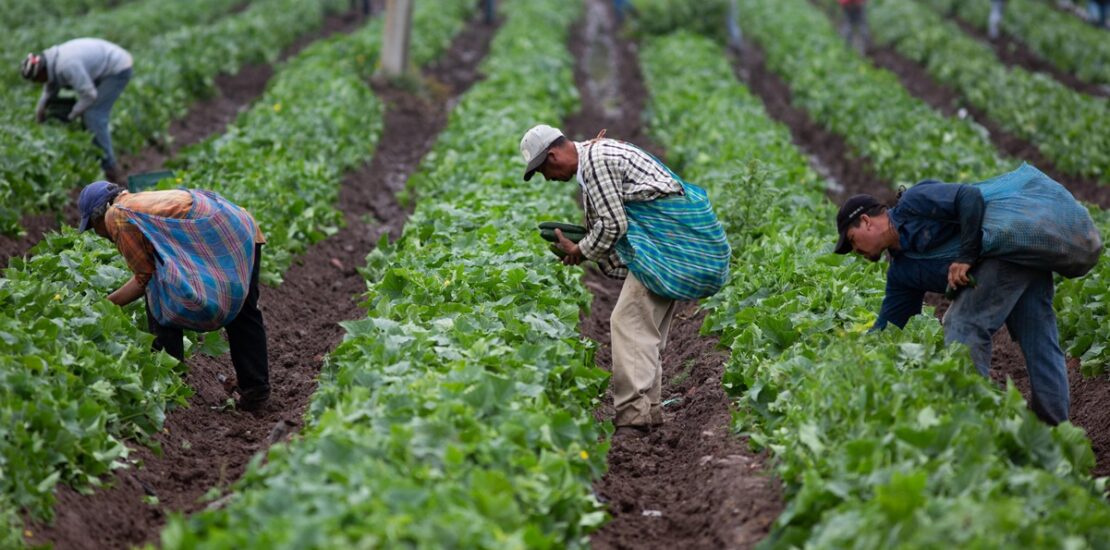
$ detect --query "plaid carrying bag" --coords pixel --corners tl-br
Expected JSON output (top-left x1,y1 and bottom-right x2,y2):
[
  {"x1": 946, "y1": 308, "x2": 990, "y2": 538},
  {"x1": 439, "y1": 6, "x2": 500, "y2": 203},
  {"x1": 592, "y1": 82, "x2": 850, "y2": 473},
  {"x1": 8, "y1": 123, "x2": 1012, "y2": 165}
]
[
  {"x1": 116, "y1": 190, "x2": 257, "y2": 331},
  {"x1": 614, "y1": 155, "x2": 731, "y2": 301}
]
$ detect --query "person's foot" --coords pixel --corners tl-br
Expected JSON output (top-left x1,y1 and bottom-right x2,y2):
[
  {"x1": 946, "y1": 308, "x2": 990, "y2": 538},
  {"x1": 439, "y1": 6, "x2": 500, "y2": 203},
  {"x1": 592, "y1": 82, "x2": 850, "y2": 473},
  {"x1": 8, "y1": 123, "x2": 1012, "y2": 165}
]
[{"x1": 237, "y1": 385, "x2": 270, "y2": 412}]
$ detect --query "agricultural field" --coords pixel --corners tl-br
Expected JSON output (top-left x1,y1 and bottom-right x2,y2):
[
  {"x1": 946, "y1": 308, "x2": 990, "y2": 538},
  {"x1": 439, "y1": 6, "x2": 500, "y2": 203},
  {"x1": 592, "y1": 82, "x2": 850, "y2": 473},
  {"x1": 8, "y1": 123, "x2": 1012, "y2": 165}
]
[{"x1": 1, "y1": 0, "x2": 1108, "y2": 548}]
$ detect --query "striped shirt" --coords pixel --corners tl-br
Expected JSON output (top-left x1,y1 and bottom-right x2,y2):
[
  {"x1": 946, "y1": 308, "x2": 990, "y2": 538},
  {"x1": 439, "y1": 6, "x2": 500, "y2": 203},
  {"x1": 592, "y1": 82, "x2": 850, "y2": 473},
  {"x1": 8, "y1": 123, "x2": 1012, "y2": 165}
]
[
  {"x1": 105, "y1": 190, "x2": 265, "y2": 288},
  {"x1": 575, "y1": 139, "x2": 683, "y2": 277}
]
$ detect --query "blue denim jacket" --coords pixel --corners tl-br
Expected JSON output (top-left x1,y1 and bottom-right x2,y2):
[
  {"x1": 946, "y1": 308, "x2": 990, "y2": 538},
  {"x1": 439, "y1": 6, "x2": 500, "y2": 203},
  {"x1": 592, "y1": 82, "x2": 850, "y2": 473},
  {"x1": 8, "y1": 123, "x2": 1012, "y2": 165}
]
[
  {"x1": 872, "y1": 180, "x2": 985, "y2": 329},
  {"x1": 890, "y1": 180, "x2": 983, "y2": 262}
]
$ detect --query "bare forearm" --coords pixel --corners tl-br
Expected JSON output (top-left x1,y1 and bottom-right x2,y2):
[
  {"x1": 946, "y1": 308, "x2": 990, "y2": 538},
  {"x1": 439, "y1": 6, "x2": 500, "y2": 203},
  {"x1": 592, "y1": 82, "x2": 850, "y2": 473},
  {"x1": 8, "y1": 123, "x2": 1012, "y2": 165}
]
[{"x1": 108, "y1": 275, "x2": 145, "y2": 306}]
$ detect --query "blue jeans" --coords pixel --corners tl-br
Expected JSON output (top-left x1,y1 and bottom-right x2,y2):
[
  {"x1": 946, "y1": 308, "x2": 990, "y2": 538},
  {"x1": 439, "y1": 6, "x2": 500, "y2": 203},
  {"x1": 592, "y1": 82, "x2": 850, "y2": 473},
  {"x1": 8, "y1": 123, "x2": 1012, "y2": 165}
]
[
  {"x1": 943, "y1": 259, "x2": 1069, "y2": 425},
  {"x1": 613, "y1": 0, "x2": 629, "y2": 23},
  {"x1": 1091, "y1": 1, "x2": 1108, "y2": 27},
  {"x1": 82, "y1": 67, "x2": 131, "y2": 170}
]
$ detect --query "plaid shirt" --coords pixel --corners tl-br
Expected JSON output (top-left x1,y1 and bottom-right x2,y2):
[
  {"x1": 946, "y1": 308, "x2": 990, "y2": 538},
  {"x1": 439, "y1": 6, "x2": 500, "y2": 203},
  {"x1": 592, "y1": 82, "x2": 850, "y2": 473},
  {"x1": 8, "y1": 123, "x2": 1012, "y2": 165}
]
[
  {"x1": 105, "y1": 190, "x2": 265, "y2": 287},
  {"x1": 575, "y1": 139, "x2": 682, "y2": 278}
]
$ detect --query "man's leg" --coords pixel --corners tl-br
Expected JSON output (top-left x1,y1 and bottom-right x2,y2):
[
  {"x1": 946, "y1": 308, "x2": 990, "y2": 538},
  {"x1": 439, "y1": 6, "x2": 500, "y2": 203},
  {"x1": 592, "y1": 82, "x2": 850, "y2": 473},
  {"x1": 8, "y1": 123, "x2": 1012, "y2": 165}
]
[
  {"x1": 845, "y1": 5, "x2": 866, "y2": 52},
  {"x1": 943, "y1": 260, "x2": 1029, "y2": 376},
  {"x1": 225, "y1": 244, "x2": 270, "y2": 405},
  {"x1": 146, "y1": 299, "x2": 184, "y2": 362},
  {"x1": 1005, "y1": 269, "x2": 1070, "y2": 425},
  {"x1": 989, "y1": 0, "x2": 1005, "y2": 39},
  {"x1": 83, "y1": 68, "x2": 131, "y2": 175},
  {"x1": 611, "y1": 274, "x2": 673, "y2": 427},
  {"x1": 649, "y1": 300, "x2": 678, "y2": 425}
]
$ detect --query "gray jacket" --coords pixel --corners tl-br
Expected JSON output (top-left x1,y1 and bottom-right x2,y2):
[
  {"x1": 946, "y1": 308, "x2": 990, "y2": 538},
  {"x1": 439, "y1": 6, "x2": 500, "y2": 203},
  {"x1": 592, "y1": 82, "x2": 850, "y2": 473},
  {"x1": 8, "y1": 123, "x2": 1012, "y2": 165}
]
[{"x1": 37, "y1": 38, "x2": 132, "y2": 120}]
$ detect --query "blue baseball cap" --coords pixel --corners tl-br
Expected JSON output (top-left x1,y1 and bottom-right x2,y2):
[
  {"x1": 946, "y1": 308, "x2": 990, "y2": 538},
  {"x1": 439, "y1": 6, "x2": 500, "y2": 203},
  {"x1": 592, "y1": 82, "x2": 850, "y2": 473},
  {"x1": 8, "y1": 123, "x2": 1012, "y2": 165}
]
[{"x1": 77, "y1": 181, "x2": 119, "y2": 232}]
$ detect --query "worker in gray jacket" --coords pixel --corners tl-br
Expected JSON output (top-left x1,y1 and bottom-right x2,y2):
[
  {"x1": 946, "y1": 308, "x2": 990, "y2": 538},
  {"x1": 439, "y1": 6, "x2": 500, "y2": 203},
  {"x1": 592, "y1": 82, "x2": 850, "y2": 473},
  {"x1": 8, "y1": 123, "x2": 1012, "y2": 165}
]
[{"x1": 20, "y1": 38, "x2": 133, "y2": 183}]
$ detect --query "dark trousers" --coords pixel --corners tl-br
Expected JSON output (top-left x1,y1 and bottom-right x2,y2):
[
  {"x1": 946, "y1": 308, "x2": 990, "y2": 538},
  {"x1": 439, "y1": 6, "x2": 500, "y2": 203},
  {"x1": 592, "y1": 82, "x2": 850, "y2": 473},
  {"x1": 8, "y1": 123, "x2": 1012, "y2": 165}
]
[
  {"x1": 146, "y1": 244, "x2": 269, "y2": 392},
  {"x1": 350, "y1": 0, "x2": 371, "y2": 15}
]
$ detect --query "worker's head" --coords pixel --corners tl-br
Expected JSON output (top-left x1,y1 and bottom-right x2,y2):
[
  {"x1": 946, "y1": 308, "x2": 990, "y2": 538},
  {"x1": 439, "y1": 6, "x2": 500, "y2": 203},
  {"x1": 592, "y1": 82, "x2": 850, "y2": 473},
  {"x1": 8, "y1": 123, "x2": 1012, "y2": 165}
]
[
  {"x1": 834, "y1": 194, "x2": 893, "y2": 262},
  {"x1": 77, "y1": 181, "x2": 123, "y2": 238},
  {"x1": 20, "y1": 53, "x2": 47, "y2": 83},
  {"x1": 520, "y1": 124, "x2": 577, "y2": 182}
]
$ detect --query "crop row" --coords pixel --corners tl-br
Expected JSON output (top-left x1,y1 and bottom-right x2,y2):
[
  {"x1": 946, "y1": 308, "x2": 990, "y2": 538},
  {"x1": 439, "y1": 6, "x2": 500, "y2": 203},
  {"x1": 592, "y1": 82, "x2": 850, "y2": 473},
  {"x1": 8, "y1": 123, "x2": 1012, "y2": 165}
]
[
  {"x1": 0, "y1": 0, "x2": 346, "y2": 235},
  {"x1": 736, "y1": 0, "x2": 1010, "y2": 185},
  {"x1": 0, "y1": 3, "x2": 472, "y2": 545},
  {"x1": 0, "y1": 0, "x2": 140, "y2": 30},
  {"x1": 922, "y1": 0, "x2": 1110, "y2": 87},
  {"x1": 867, "y1": 0, "x2": 1110, "y2": 181},
  {"x1": 640, "y1": 29, "x2": 1110, "y2": 547},
  {"x1": 156, "y1": 1, "x2": 609, "y2": 548}
]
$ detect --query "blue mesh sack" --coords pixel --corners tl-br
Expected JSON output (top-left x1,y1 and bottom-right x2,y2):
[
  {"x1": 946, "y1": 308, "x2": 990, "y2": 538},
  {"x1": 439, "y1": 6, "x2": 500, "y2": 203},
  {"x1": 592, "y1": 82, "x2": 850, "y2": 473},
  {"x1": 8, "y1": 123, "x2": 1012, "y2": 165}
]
[{"x1": 975, "y1": 163, "x2": 1103, "y2": 278}]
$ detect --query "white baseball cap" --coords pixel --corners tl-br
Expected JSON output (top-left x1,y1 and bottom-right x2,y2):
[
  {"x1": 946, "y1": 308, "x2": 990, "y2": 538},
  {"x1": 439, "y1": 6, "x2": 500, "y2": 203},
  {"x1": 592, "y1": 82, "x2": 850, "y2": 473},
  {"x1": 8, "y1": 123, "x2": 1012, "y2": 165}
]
[{"x1": 519, "y1": 124, "x2": 565, "y2": 181}]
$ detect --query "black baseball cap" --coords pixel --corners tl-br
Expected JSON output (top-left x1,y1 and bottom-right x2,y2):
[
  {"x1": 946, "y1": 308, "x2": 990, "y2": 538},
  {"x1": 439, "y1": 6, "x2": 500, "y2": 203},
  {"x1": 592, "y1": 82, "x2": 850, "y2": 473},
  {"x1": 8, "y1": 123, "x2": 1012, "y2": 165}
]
[{"x1": 834, "y1": 194, "x2": 881, "y2": 254}]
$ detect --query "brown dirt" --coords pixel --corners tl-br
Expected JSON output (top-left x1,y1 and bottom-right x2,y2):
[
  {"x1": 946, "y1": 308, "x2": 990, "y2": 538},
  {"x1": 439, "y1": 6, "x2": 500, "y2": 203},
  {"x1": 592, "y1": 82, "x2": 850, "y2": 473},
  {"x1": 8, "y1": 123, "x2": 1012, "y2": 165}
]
[
  {"x1": 25, "y1": 12, "x2": 500, "y2": 550},
  {"x1": 864, "y1": 44, "x2": 1110, "y2": 208},
  {"x1": 0, "y1": 9, "x2": 370, "y2": 270},
  {"x1": 583, "y1": 276, "x2": 784, "y2": 550},
  {"x1": 944, "y1": 13, "x2": 1110, "y2": 98},
  {"x1": 731, "y1": 38, "x2": 896, "y2": 205},
  {"x1": 564, "y1": 2, "x2": 783, "y2": 548},
  {"x1": 927, "y1": 295, "x2": 1110, "y2": 477}
]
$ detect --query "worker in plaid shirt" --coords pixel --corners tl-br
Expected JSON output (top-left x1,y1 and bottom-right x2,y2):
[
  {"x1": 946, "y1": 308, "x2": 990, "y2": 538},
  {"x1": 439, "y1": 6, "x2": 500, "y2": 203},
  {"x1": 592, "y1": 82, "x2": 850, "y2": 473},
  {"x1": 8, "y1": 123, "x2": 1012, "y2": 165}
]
[{"x1": 519, "y1": 124, "x2": 730, "y2": 440}]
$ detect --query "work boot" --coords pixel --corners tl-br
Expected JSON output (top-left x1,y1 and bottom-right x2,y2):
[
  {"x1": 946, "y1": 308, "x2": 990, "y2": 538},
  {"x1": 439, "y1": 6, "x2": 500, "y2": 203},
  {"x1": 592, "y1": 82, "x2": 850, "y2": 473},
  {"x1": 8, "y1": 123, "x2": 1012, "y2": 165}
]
[
  {"x1": 103, "y1": 164, "x2": 126, "y2": 184},
  {"x1": 237, "y1": 385, "x2": 270, "y2": 412}
]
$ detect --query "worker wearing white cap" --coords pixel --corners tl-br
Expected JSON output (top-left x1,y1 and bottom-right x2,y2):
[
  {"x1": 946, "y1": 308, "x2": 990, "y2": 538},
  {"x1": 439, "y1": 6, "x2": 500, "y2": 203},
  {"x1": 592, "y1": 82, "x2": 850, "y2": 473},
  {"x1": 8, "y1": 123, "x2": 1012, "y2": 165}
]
[{"x1": 519, "y1": 124, "x2": 731, "y2": 440}]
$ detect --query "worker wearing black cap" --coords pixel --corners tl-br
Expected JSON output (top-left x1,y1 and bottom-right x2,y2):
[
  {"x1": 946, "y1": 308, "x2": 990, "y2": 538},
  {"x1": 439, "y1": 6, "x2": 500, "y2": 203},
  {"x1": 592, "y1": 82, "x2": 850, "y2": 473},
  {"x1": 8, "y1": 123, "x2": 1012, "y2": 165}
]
[{"x1": 834, "y1": 179, "x2": 1069, "y2": 425}]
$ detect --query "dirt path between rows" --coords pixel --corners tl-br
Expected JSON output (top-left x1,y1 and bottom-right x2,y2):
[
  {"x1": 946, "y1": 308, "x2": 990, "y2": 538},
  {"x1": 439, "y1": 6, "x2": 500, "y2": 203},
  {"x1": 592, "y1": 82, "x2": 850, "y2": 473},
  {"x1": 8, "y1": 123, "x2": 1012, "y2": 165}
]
[
  {"x1": 26, "y1": 12, "x2": 500, "y2": 549},
  {"x1": 737, "y1": 23, "x2": 1110, "y2": 479},
  {"x1": 564, "y1": 2, "x2": 782, "y2": 548},
  {"x1": 0, "y1": 8, "x2": 372, "y2": 270}
]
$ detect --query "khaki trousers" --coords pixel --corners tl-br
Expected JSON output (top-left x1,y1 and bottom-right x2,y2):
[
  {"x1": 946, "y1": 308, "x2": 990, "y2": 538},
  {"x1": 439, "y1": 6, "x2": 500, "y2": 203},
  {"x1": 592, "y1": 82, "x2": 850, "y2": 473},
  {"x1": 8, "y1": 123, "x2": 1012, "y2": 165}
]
[{"x1": 611, "y1": 273, "x2": 677, "y2": 427}]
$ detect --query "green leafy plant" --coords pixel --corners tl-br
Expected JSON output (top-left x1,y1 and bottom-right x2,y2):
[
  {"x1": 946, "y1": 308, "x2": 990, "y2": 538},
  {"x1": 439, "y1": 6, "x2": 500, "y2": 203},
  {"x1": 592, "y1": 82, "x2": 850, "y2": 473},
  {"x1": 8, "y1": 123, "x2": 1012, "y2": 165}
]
[
  {"x1": 0, "y1": 228, "x2": 191, "y2": 542},
  {"x1": 158, "y1": 2, "x2": 611, "y2": 547}
]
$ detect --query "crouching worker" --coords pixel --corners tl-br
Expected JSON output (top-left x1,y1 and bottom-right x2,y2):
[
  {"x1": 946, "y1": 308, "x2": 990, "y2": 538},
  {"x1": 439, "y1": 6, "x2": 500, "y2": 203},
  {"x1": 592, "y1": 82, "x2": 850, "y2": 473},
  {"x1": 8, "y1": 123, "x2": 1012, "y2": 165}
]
[
  {"x1": 20, "y1": 38, "x2": 133, "y2": 183},
  {"x1": 77, "y1": 181, "x2": 271, "y2": 410},
  {"x1": 519, "y1": 124, "x2": 731, "y2": 438},
  {"x1": 833, "y1": 164, "x2": 1103, "y2": 425}
]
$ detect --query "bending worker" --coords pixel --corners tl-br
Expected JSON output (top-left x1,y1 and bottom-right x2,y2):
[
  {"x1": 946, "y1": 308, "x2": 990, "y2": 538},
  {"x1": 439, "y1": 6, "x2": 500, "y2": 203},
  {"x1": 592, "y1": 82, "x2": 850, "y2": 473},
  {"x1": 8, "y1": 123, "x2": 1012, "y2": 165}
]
[
  {"x1": 831, "y1": 166, "x2": 1098, "y2": 425},
  {"x1": 20, "y1": 38, "x2": 132, "y2": 183},
  {"x1": 76, "y1": 181, "x2": 270, "y2": 411},
  {"x1": 519, "y1": 125, "x2": 730, "y2": 439}
]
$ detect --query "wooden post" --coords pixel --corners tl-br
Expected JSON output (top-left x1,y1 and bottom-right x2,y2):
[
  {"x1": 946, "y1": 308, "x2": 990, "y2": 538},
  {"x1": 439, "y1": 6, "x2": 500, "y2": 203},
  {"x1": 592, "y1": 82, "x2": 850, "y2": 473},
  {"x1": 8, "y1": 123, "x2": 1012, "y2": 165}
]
[{"x1": 380, "y1": 0, "x2": 414, "y2": 78}]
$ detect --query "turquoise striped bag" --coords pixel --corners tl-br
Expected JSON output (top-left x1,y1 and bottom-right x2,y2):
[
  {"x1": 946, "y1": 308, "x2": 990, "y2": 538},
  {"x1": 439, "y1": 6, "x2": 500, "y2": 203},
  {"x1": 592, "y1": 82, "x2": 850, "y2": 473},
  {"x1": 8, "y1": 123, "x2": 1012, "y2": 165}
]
[{"x1": 614, "y1": 157, "x2": 731, "y2": 301}]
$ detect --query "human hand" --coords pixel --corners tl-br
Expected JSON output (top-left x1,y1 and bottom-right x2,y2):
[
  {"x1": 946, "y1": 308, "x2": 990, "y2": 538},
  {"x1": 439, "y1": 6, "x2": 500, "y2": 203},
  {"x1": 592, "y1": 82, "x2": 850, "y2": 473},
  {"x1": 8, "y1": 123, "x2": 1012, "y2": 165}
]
[
  {"x1": 35, "y1": 107, "x2": 45, "y2": 124},
  {"x1": 947, "y1": 262, "x2": 973, "y2": 289},
  {"x1": 555, "y1": 228, "x2": 584, "y2": 266}
]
